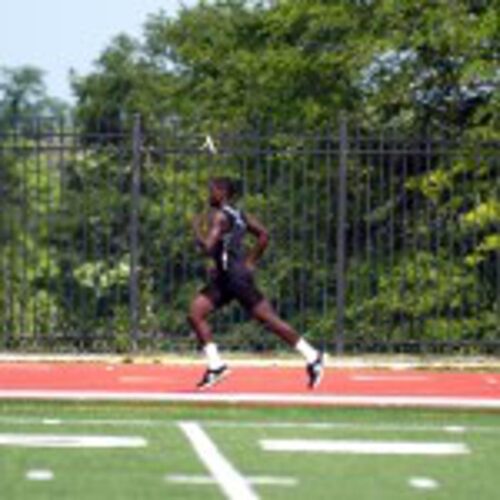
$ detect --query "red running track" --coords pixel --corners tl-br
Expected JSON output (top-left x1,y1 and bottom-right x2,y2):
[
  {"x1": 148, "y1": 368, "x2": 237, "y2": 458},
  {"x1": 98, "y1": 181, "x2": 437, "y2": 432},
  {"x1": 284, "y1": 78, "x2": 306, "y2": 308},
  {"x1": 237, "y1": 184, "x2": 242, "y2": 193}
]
[{"x1": 1, "y1": 362, "x2": 499, "y2": 409}]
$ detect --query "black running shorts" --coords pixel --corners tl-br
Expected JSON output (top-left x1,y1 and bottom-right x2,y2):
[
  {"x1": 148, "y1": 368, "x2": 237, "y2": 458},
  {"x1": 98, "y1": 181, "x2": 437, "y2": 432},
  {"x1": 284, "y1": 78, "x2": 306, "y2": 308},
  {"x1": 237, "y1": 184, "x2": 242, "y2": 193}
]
[{"x1": 200, "y1": 268, "x2": 264, "y2": 311}]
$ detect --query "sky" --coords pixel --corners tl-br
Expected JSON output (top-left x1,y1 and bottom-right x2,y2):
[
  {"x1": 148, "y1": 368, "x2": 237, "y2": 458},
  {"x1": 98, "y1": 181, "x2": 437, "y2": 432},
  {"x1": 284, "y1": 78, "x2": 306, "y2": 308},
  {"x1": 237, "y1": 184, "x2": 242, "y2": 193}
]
[{"x1": 1, "y1": 0, "x2": 197, "y2": 103}]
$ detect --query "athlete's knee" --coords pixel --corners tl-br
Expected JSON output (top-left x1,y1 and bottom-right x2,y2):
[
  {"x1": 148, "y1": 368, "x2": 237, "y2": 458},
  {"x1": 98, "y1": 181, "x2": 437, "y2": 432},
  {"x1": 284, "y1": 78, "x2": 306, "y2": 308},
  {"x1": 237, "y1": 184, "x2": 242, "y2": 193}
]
[
  {"x1": 187, "y1": 304, "x2": 200, "y2": 327},
  {"x1": 187, "y1": 309, "x2": 203, "y2": 328},
  {"x1": 188, "y1": 301, "x2": 209, "y2": 328}
]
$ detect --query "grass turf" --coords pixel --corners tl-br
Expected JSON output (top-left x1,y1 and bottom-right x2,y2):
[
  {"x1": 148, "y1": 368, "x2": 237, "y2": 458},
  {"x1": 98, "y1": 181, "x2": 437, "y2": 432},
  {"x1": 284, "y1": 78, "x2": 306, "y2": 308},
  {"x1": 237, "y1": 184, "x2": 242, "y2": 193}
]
[{"x1": 0, "y1": 402, "x2": 499, "y2": 499}]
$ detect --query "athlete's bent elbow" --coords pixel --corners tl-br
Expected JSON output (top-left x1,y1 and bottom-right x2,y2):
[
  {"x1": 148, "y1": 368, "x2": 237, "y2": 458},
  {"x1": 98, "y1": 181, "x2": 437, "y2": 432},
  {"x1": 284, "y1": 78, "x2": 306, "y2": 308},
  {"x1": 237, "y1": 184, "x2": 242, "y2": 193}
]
[{"x1": 259, "y1": 231, "x2": 269, "y2": 249}]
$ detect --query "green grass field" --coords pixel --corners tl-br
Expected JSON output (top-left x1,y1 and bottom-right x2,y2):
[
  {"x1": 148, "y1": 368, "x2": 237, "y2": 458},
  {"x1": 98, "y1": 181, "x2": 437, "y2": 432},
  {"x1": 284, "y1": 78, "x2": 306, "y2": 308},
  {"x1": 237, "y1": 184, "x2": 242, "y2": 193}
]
[{"x1": 1, "y1": 402, "x2": 499, "y2": 499}]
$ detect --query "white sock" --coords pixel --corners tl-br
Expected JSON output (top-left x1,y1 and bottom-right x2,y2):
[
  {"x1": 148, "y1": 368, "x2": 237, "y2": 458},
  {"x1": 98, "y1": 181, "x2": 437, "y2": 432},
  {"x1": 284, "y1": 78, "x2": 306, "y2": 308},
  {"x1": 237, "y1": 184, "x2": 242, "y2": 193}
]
[
  {"x1": 295, "y1": 338, "x2": 318, "y2": 364},
  {"x1": 203, "y1": 342, "x2": 224, "y2": 370}
]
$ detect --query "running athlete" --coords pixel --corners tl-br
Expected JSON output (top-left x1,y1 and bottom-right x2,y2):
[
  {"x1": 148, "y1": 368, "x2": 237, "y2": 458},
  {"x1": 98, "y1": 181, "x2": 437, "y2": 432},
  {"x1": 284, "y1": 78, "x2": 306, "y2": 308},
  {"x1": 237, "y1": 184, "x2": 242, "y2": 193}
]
[{"x1": 188, "y1": 177, "x2": 324, "y2": 390}]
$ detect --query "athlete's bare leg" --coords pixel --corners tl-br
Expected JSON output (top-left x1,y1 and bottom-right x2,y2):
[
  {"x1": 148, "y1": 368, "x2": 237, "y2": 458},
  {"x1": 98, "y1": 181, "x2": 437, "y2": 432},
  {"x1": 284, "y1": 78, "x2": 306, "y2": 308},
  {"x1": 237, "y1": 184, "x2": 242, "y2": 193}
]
[
  {"x1": 187, "y1": 293, "x2": 216, "y2": 346},
  {"x1": 188, "y1": 293, "x2": 228, "y2": 388},
  {"x1": 250, "y1": 299, "x2": 301, "y2": 347}
]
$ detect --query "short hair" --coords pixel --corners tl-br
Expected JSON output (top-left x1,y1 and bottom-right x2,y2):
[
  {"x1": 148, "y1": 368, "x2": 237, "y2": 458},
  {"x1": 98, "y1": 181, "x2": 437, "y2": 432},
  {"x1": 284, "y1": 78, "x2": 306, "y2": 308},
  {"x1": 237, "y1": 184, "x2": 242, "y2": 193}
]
[{"x1": 210, "y1": 177, "x2": 238, "y2": 199}]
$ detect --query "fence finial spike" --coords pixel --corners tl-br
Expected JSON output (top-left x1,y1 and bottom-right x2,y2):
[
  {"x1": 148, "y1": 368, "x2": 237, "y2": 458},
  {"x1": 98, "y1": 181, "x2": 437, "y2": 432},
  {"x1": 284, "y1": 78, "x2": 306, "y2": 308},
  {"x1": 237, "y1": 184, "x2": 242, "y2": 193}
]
[{"x1": 201, "y1": 134, "x2": 218, "y2": 154}]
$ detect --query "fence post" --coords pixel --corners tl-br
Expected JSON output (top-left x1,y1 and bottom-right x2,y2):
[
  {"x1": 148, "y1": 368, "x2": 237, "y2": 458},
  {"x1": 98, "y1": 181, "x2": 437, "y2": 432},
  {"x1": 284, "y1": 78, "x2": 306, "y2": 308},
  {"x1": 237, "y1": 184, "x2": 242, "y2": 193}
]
[
  {"x1": 129, "y1": 114, "x2": 142, "y2": 350},
  {"x1": 335, "y1": 113, "x2": 348, "y2": 355}
]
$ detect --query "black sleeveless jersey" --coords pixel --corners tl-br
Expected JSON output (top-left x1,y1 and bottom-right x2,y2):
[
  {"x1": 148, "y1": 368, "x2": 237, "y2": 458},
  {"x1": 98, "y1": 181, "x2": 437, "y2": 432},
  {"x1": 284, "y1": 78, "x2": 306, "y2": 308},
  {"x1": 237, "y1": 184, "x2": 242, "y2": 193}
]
[{"x1": 213, "y1": 205, "x2": 247, "y2": 273}]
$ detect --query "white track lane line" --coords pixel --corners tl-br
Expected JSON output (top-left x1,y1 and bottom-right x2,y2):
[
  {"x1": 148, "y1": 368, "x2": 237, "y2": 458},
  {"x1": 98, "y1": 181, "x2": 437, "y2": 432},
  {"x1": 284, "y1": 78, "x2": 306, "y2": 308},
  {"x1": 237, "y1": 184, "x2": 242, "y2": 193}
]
[
  {"x1": 178, "y1": 421, "x2": 259, "y2": 500},
  {"x1": 261, "y1": 439, "x2": 470, "y2": 455},
  {"x1": 1, "y1": 390, "x2": 499, "y2": 409}
]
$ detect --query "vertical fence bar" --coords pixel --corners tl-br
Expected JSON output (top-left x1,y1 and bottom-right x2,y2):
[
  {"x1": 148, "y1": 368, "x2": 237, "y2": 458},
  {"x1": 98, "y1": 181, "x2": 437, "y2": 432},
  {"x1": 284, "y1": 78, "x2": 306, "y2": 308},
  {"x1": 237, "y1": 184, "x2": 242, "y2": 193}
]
[
  {"x1": 129, "y1": 114, "x2": 142, "y2": 350},
  {"x1": 335, "y1": 114, "x2": 348, "y2": 354}
]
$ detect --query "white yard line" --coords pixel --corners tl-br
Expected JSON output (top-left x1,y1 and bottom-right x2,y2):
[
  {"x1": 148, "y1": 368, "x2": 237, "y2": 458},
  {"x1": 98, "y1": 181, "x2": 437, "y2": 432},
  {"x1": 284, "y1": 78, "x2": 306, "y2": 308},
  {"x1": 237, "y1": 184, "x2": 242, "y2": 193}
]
[
  {"x1": 1, "y1": 390, "x2": 499, "y2": 409},
  {"x1": 0, "y1": 433, "x2": 146, "y2": 448},
  {"x1": 261, "y1": 439, "x2": 470, "y2": 455},
  {"x1": 179, "y1": 421, "x2": 259, "y2": 500}
]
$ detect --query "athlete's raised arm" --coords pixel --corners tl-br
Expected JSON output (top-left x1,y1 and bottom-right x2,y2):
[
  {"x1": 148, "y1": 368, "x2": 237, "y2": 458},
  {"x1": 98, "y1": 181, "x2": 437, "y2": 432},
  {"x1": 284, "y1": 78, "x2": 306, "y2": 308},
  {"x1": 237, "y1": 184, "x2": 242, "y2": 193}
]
[{"x1": 244, "y1": 213, "x2": 269, "y2": 270}]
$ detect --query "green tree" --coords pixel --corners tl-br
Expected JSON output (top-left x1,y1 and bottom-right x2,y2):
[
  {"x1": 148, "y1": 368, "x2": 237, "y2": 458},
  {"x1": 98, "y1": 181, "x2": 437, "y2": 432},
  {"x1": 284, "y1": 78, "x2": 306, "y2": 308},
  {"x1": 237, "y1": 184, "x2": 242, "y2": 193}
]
[{"x1": 0, "y1": 66, "x2": 68, "y2": 127}]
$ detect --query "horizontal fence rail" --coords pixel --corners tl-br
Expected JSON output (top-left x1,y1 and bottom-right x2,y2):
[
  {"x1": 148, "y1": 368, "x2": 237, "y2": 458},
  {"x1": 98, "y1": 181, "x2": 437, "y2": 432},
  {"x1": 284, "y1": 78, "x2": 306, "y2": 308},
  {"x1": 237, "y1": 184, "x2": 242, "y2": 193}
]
[{"x1": 0, "y1": 117, "x2": 499, "y2": 354}]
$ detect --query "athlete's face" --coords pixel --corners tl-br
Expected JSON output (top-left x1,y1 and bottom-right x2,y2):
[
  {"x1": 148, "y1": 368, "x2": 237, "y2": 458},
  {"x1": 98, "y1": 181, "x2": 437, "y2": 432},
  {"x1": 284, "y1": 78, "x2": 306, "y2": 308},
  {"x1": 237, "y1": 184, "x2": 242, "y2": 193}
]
[{"x1": 208, "y1": 183, "x2": 226, "y2": 207}]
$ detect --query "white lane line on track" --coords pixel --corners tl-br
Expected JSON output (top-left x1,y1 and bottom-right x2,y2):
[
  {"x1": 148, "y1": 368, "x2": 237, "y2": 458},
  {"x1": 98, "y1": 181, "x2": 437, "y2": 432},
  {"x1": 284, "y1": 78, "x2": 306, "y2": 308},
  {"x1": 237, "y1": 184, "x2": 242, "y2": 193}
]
[
  {"x1": 165, "y1": 475, "x2": 297, "y2": 487},
  {"x1": 261, "y1": 439, "x2": 470, "y2": 455},
  {"x1": 1, "y1": 390, "x2": 499, "y2": 409},
  {"x1": 179, "y1": 421, "x2": 259, "y2": 500},
  {"x1": 0, "y1": 434, "x2": 147, "y2": 448}
]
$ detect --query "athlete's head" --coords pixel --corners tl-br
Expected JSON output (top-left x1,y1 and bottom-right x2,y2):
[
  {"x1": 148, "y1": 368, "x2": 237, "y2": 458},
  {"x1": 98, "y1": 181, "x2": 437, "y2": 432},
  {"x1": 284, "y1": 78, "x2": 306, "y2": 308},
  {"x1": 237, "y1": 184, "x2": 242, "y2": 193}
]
[{"x1": 209, "y1": 177, "x2": 237, "y2": 207}]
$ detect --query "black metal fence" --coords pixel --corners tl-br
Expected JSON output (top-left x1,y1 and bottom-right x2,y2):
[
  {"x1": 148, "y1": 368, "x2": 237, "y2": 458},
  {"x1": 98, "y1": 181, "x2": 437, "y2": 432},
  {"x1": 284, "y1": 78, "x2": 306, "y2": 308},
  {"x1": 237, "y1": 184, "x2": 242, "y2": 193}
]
[{"x1": 1, "y1": 116, "x2": 499, "y2": 353}]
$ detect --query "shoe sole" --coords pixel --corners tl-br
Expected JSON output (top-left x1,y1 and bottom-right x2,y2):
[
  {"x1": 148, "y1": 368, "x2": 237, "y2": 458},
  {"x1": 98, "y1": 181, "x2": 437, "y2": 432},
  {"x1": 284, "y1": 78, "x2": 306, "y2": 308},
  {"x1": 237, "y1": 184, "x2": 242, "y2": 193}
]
[{"x1": 197, "y1": 369, "x2": 231, "y2": 391}]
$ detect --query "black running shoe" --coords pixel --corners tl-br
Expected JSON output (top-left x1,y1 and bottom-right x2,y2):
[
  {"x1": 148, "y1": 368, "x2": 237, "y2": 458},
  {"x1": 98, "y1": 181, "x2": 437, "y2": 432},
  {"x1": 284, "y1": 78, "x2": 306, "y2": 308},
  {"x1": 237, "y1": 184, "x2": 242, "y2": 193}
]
[
  {"x1": 306, "y1": 353, "x2": 324, "y2": 389},
  {"x1": 197, "y1": 365, "x2": 230, "y2": 390}
]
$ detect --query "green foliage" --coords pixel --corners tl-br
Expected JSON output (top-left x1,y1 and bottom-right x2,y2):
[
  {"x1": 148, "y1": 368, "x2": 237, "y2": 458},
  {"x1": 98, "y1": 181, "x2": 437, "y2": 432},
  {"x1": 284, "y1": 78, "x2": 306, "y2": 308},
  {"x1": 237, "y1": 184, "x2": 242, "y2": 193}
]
[{"x1": 0, "y1": 66, "x2": 69, "y2": 128}]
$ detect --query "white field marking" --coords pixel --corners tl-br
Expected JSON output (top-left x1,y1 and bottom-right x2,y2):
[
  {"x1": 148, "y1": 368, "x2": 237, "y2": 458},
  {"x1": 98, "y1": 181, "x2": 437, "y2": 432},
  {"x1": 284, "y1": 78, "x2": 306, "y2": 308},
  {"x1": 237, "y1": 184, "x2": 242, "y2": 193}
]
[
  {"x1": 409, "y1": 477, "x2": 439, "y2": 490},
  {"x1": 26, "y1": 469, "x2": 54, "y2": 481},
  {"x1": 0, "y1": 416, "x2": 159, "y2": 428},
  {"x1": 42, "y1": 419, "x2": 62, "y2": 425},
  {"x1": 0, "y1": 417, "x2": 498, "y2": 435},
  {"x1": 179, "y1": 421, "x2": 259, "y2": 500},
  {"x1": 443, "y1": 426, "x2": 466, "y2": 434},
  {"x1": 260, "y1": 439, "x2": 470, "y2": 456},
  {"x1": 205, "y1": 421, "x2": 475, "y2": 435},
  {"x1": 350, "y1": 374, "x2": 429, "y2": 382},
  {"x1": 0, "y1": 434, "x2": 146, "y2": 448},
  {"x1": 1, "y1": 390, "x2": 500, "y2": 409},
  {"x1": 165, "y1": 475, "x2": 297, "y2": 487},
  {"x1": 0, "y1": 417, "x2": 499, "y2": 434}
]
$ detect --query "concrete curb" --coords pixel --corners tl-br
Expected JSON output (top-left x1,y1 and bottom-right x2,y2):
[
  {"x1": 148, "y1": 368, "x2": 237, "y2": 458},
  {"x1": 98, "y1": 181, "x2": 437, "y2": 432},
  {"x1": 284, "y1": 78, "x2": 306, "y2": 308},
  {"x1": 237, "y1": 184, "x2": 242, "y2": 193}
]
[{"x1": 0, "y1": 352, "x2": 499, "y2": 370}]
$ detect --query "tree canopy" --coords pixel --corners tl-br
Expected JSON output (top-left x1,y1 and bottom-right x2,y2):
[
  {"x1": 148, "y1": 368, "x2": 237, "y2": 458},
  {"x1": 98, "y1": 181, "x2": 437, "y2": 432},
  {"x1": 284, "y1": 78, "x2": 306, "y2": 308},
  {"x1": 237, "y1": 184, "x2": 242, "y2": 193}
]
[{"x1": 72, "y1": 0, "x2": 499, "y2": 135}]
